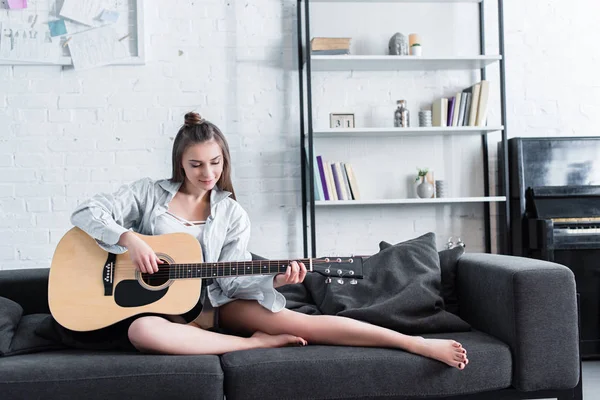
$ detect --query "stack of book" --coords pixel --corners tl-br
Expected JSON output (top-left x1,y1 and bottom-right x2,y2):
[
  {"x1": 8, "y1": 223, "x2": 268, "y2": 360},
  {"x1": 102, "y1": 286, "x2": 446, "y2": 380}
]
[
  {"x1": 311, "y1": 155, "x2": 360, "y2": 201},
  {"x1": 310, "y1": 37, "x2": 351, "y2": 56},
  {"x1": 431, "y1": 80, "x2": 490, "y2": 127}
]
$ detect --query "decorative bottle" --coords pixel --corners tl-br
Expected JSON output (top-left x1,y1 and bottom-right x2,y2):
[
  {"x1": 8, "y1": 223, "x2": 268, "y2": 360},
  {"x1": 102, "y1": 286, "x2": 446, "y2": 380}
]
[{"x1": 394, "y1": 100, "x2": 410, "y2": 127}]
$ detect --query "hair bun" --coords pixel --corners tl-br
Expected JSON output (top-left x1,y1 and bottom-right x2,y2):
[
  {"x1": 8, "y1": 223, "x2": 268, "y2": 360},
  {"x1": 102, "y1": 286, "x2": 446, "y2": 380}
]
[{"x1": 184, "y1": 112, "x2": 205, "y2": 126}]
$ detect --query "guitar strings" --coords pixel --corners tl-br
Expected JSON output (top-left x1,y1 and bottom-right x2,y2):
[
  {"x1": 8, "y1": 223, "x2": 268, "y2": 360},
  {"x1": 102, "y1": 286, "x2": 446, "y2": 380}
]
[{"x1": 101, "y1": 259, "x2": 356, "y2": 279}]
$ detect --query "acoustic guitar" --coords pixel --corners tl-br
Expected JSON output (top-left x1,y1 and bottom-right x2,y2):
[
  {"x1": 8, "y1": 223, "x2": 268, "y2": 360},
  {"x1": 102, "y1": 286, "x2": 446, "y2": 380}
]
[{"x1": 48, "y1": 227, "x2": 364, "y2": 332}]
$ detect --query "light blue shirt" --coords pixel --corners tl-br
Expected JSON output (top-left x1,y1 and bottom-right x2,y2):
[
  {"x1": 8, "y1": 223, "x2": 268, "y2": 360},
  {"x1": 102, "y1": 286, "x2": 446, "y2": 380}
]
[{"x1": 70, "y1": 178, "x2": 286, "y2": 312}]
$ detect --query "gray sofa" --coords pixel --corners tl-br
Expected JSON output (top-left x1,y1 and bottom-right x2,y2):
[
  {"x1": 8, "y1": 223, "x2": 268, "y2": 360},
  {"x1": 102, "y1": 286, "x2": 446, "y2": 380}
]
[{"x1": 0, "y1": 253, "x2": 582, "y2": 400}]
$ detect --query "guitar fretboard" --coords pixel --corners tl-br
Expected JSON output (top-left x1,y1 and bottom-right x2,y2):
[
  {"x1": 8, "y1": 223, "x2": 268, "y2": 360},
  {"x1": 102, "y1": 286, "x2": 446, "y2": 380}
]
[{"x1": 168, "y1": 260, "x2": 310, "y2": 280}]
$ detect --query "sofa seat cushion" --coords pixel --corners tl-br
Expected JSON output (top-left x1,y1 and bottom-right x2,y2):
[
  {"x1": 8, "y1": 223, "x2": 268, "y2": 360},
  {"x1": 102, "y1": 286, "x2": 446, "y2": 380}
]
[
  {"x1": 221, "y1": 330, "x2": 511, "y2": 400},
  {"x1": 0, "y1": 350, "x2": 224, "y2": 400}
]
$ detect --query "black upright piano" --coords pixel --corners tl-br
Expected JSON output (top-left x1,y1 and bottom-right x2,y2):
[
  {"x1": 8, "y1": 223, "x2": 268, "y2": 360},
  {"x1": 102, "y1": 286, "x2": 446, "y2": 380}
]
[{"x1": 507, "y1": 137, "x2": 600, "y2": 358}]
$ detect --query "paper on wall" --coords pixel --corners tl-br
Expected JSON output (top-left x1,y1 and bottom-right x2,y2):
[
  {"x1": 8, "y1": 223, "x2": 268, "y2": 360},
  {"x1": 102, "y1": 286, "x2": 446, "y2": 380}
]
[
  {"x1": 0, "y1": 22, "x2": 61, "y2": 64},
  {"x1": 67, "y1": 25, "x2": 129, "y2": 70},
  {"x1": 99, "y1": 9, "x2": 120, "y2": 23},
  {"x1": 59, "y1": 0, "x2": 109, "y2": 27},
  {"x1": 7, "y1": 0, "x2": 28, "y2": 10}
]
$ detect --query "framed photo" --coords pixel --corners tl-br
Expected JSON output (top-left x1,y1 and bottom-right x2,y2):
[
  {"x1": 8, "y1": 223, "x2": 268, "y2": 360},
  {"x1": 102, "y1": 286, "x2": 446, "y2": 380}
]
[{"x1": 330, "y1": 113, "x2": 355, "y2": 129}]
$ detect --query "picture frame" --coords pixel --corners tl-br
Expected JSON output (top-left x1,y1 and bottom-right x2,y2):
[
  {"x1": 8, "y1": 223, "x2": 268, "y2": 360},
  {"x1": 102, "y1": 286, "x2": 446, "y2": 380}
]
[{"x1": 330, "y1": 113, "x2": 355, "y2": 129}]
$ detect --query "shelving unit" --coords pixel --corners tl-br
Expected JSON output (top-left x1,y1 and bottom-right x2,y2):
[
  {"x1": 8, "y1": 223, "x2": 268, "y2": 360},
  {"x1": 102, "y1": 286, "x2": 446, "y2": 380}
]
[
  {"x1": 310, "y1": 55, "x2": 502, "y2": 71},
  {"x1": 313, "y1": 126, "x2": 504, "y2": 138},
  {"x1": 315, "y1": 197, "x2": 507, "y2": 206},
  {"x1": 297, "y1": 0, "x2": 510, "y2": 257}
]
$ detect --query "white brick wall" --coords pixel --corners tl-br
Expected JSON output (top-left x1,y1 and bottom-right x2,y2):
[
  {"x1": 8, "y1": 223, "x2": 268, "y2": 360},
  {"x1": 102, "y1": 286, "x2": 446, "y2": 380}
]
[{"x1": 1, "y1": 0, "x2": 599, "y2": 270}]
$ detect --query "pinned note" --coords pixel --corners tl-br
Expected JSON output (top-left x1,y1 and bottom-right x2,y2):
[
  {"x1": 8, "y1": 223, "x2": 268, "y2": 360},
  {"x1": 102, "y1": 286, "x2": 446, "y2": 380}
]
[
  {"x1": 59, "y1": 0, "x2": 106, "y2": 26},
  {"x1": 48, "y1": 20, "x2": 67, "y2": 37},
  {"x1": 67, "y1": 25, "x2": 128, "y2": 70},
  {"x1": 99, "y1": 9, "x2": 119, "y2": 23},
  {"x1": 7, "y1": 0, "x2": 28, "y2": 9},
  {"x1": 0, "y1": 22, "x2": 60, "y2": 63}
]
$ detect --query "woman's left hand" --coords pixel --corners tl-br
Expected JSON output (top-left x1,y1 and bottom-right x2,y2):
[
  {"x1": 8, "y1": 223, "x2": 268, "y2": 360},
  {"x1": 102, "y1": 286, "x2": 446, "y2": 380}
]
[{"x1": 273, "y1": 261, "x2": 307, "y2": 288}]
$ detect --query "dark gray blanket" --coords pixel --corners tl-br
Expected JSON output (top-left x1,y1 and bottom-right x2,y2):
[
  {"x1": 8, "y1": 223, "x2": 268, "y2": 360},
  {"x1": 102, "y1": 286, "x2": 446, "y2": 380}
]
[{"x1": 281, "y1": 233, "x2": 470, "y2": 334}]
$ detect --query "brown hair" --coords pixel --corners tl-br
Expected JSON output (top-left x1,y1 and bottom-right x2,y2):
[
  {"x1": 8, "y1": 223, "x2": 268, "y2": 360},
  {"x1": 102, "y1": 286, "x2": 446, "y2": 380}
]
[{"x1": 171, "y1": 112, "x2": 236, "y2": 200}]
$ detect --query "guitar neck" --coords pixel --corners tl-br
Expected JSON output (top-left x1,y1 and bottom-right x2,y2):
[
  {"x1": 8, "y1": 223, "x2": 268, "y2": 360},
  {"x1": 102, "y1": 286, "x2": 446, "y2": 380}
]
[{"x1": 168, "y1": 259, "x2": 313, "y2": 280}]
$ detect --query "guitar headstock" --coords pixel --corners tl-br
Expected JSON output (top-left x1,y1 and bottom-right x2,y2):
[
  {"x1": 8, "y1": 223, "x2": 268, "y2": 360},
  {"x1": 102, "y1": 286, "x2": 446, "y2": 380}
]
[{"x1": 312, "y1": 256, "x2": 364, "y2": 285}]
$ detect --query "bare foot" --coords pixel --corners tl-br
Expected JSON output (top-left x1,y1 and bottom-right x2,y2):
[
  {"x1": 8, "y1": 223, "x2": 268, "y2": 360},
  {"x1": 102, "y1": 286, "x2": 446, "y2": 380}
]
[
  {"x1": 410, "y1": 337, "x2": 469, "y2": 369},
  {"x1": 251, "y1": 331, "x2": 308, "y2": 349}
]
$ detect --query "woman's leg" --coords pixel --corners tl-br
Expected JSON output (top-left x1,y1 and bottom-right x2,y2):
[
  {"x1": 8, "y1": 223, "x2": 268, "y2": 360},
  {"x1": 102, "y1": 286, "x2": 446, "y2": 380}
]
[
  {"x1": 219, "y1": 300, "x2": 469, "y2": 369},
  {"x1": 127, "y1": 316, "x2": 306, "y2": 355}
]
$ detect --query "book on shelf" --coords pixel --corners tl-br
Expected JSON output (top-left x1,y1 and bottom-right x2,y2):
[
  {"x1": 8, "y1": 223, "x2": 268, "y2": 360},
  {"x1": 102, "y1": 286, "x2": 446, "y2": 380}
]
[
  {"x1": 312, "y1": 49, "x2": 350, "y2": 55},
  {"x1": 475, "y1": 80, "x2": 490, "y2": 127},
  {"x1": 432, "y1": 98, "x2": 448, "y2": 127},
  {"x1": 344, "y1": 163, "x2": 361, "y2": 200},
  {"x1": 447, "y1": 97, "x2": 456, "y2": 127},
  {"x1": 310, "y1": 37, "x2": 351, "y2": 51},
  {"x1": 451, "y1": 92, "x2": 462, "y2": 127},
  {"x1": 324, "y1": 161, "x2": 337, "y2": 201},
  {"x1": 463, "y1": 82, "x2": 481, "y2": 126},
  {"x1": 315, "y1": 155, "x2": 329, "y2": 200}
]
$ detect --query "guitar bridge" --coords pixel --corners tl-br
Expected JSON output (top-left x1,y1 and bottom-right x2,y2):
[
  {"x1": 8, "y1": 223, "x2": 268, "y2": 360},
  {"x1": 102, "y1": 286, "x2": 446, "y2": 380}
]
[{"x1": 103, "y1": 253, "x2": 116, "y2": 296}]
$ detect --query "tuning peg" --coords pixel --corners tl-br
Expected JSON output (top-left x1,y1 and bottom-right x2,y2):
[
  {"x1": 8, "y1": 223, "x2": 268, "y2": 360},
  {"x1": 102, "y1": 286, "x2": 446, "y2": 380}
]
[
  {"x1": 325, "y1": 277, "x2": 332, "y2": 284},
  {"x1": 337, "y1": 278, "x2": 344, "y2": 285},
  {"x1": 350, "y1": 279, "x2": 358, "y2": 285}
]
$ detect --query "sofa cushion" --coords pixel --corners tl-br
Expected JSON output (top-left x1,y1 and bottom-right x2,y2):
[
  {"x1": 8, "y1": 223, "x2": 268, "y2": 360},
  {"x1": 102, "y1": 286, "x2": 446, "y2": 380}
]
[
  {"x1": 221, "y1": 330, "x2": 512, "y2": 400},
  {"x1": 0, "y1": 296, "x2": 21, "y2": 355},
  {"x1": 0, "y1": 350, "x2": 224, "y2": 400},
  {"x1": 302, "y1": 232, "x2": 470, "y2": 334},
  {"x1": 0, "y1": 296, "x2": 64, "y2": 357},
  {"x1": 380, "y1": 241, "x2": 465, "y2": 315}
]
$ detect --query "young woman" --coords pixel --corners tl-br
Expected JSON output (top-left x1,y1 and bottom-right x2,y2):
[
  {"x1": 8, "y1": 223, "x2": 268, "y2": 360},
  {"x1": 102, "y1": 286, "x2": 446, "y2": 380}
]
[{"x1": 71, "y1": 112, "x2": 468, "y2": 369}]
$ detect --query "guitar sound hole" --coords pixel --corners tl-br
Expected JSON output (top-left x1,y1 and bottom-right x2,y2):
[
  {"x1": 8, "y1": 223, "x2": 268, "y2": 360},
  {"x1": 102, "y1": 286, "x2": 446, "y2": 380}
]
[{"x1": 141, "y1": 264, "x2": 171, "y2": 287}]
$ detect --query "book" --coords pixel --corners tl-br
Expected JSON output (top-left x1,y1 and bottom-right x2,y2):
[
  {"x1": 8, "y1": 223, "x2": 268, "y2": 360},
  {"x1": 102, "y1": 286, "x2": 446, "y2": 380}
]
[
  {"x1": 432, "y1": 98, "x2": 448, "y2": 127},
  {"x1": 335, "y1": 162, "x2": 350, "y2": 200},
  {"x1": 452, "y1": 92, "x2": 462, "y2": 127},
  {"x1": 316, "y1": 155, "x2": 330, "y2": 200},
  {"x1": 447, "y1": 97, "x2": 455, "y2": 127},
  {"x1": 340, "y1": 162, "x2": 353, "y2": 200},
  {"x1": 461, "y1": 92, "x2": 471, "y2": 126},
  {"x1": 457, "y1": 92, "x2": 467, "y2": 126},
  {"x1": 311, "y1": 153, "x2": 324, "y2": 201},
  {"x1": 330, "y1": 163, "x2": 345, "y2": 200},
  {"x1": 312, "y1": 49, "x2": 350, "y2": 55},
  {"x1": 463, "y1": 83, "x2": 481, "y2": 126},
  {"x1": 324, "y1": 162, "x2": 337, "y2": 201},
  {"x1": 344, "y1": 163, "x2": 361, "y2": 200},
  {"x1": 310, "y1": 37, "x2": 351, "y2": 51},
  {"x1": 476, "y1": 80, "x2": 490, "y2": 126}
]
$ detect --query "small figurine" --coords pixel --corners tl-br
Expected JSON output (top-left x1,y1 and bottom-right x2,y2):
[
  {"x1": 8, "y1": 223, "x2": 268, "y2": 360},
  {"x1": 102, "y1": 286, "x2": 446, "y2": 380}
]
[{"x1": 388, "y1": 32, "x2": 408, "y2": 56}]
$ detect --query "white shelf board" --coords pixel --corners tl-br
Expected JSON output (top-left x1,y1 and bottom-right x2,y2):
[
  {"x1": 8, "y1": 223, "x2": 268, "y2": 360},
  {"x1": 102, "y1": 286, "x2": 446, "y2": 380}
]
[
  {"x1": 315, "y1": 197, "x2": 506, "y2": 206},
  {"x1": 309, "y1": 55, "x2": 501, "y2": 71},
  {"x1": 310, "y1": 0, "x2": 482, "y2": 2},
  {"x1": 312, "y1": 126, "x2": 504, "y2": 138}
]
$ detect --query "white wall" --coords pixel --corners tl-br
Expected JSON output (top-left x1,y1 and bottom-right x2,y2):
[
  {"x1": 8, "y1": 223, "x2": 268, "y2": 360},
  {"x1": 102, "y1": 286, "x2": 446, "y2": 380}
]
[{"x1": 1, "y1": 0, "x2": 599, "y2": 269}]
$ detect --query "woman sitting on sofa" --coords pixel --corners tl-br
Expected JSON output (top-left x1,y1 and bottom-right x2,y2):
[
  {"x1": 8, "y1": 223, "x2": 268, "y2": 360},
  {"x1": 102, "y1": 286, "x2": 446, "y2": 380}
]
[{"x1": 71, "y1": 112, "x2": 469, "y2": 370}]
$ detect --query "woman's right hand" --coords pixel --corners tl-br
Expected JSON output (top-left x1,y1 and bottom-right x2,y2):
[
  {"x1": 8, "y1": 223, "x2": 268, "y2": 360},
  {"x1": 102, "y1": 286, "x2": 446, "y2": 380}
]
[{"x1": 118, "y1": 231, "x2": 163, "y2": 274}]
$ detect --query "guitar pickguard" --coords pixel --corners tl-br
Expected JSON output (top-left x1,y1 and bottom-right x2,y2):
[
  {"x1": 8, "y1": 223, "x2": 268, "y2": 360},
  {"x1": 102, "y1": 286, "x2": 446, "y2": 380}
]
[{"x1": 114, "y1": 280, "x2": 168, "y2": 307}]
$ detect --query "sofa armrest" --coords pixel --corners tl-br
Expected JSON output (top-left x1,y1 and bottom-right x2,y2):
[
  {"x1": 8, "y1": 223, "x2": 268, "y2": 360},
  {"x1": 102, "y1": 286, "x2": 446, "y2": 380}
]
[
  {"x1": 456, "y1": 253, "x2": 579, "y2": 392},
  {"x1": 0, "y1": 268, "x2": 50, "y2": 315}
]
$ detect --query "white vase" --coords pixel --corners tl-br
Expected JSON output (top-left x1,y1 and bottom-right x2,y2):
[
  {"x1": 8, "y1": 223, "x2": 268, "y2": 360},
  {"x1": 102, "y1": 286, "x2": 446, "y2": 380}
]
[{"x1": 416, "y1": 177, "x2": 434, "y2": 199}]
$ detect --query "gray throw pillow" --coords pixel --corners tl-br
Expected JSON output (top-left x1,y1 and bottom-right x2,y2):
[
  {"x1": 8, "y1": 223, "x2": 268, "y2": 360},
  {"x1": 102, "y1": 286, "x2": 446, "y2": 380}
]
[
  {"x1": 0, "y1": 296, "x2": 64, "y2": 357},
  {"x1": 303, "y1": 232, "x2": 470, "y2": 334},
  {"x1": 0, "y1": 296, "x2": 22, "y2": 355},
  {"x1": 380, "y1": 241, "x2": 464, "y2": 315}
]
